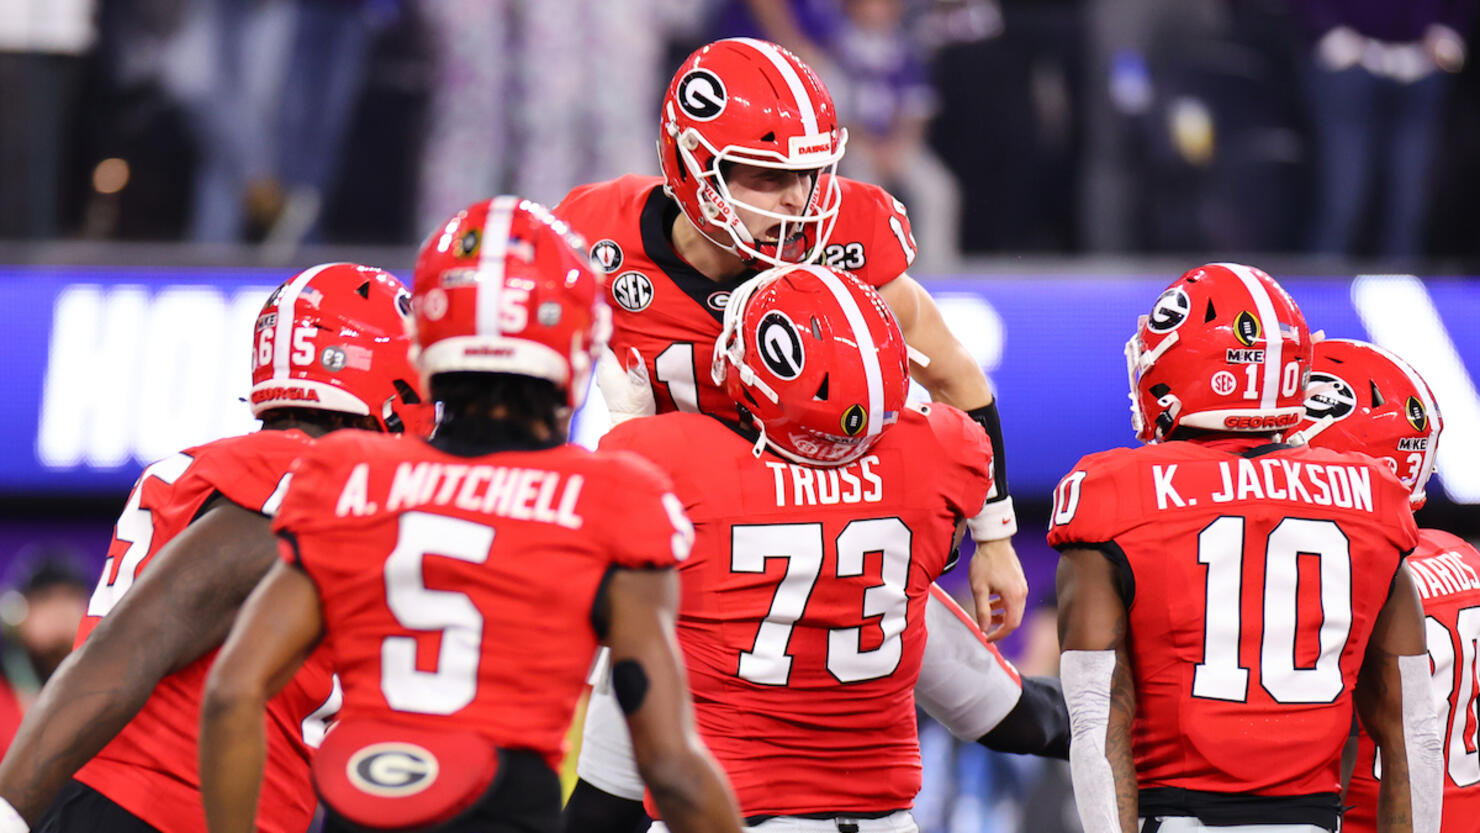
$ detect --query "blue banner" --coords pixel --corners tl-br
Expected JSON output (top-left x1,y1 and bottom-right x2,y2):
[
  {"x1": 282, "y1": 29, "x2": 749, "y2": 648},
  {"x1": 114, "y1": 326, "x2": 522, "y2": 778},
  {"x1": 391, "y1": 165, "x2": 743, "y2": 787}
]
[{"x1": 4, "y1": 268, "x2": 1478, "y2": 503}]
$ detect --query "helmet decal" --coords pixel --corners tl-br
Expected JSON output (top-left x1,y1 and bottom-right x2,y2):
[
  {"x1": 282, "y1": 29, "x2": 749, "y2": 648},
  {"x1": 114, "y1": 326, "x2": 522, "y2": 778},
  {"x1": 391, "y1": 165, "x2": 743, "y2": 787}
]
[
  {"x1": 1147, "y1": 287, "x2": 1191, "y2": 333},
  {"x1": 841, "y1": 404, "x2": 866, "y2": 437},
  {"x1": 1305, "y1": 372, "x2": 1356, "y2": 422},
  {"x1": 676, "y1": 69, "x2": 727, "y2": 121},
  {"x1": 1406, "y1": 395, "x2": 1428, "y2": 431},
  {"x1": 756, "y1": 310, "x2": 805, "y2": 379},
  {"x1": 1233, "y1": 310, "x2": 1261, "y2": 346}
]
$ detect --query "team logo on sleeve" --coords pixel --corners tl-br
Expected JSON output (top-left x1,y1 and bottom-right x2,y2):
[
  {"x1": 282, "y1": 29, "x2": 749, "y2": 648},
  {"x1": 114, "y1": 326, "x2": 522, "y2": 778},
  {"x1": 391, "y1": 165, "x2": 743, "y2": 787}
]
[
  {"x1": 1405, "y1": 396, "x2": 1428, "y2": 431},
  {"x1": 756, "y1": 311, "x2": 805, "y2": 379},
  {"x1": 1233, "y1": 311, "x2": 1262, "y2": 346},
  {"x1": 1304, "y1": 372, "x2": 1356, "y2": 421},
  {"x1": 347, "y1": 743, "x2": 439, "y2": 797},
  {"x1": 612, "y1": 272, "x2": 654, "y2": 312},
  {"x1": 1147, "y1": 288, "x2": 1191, "y2": 333},
  {"x1": 676, "y1": 69, "x2": 727, "y2": 121},
  {"x1": 590, "y1": 240, "x2": 623, "y2": 273},
  {"x1": 841, "y1": 404, "x2": 867, "y2": 436}
]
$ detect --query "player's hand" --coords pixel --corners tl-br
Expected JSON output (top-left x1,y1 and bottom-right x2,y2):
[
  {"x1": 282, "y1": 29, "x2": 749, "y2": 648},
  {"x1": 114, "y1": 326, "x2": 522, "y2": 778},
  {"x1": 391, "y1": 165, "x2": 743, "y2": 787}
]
[
  {"x1": 596, "y1": 347, "x2": 657, "y2": 424},
  {"x1": 969, "y1": 537, "x2": 1028, "y2": 642}
]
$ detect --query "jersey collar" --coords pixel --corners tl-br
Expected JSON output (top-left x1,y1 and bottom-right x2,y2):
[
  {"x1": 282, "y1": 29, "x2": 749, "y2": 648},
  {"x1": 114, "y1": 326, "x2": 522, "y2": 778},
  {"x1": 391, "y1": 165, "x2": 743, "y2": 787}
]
[{"x1": 640, "y1": 185, "x2": 757, "y2": 323}]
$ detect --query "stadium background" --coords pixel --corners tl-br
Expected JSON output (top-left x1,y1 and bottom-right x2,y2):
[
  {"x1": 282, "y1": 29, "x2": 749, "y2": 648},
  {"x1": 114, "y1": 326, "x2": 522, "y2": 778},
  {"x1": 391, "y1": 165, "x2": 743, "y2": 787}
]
[{"x1": 2, "y1": 1, "x2": 1478, "y2": 831}]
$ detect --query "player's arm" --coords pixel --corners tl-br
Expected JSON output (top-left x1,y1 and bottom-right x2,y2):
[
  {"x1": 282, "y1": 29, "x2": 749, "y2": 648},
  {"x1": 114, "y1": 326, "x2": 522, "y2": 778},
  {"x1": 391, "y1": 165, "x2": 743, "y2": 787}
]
[
  {"x1": 1056, "y1": 547, "x2": 1137, "y2": 833},
  {"x1": 0, "y1": 499, "x2": 277, "y2": 823},
  {"x1": 880, "y1": 274, "x2": 1025, "y2": 637},
  {"x1": 598, "y1": 567, "x2": 744, "y2": 833},
  {"x1": 1354, "y1": 564, "x2": 1442, "y2": 833},
  {"x1": 200, "y1": 560, "x2": 324, "y2": 833}
]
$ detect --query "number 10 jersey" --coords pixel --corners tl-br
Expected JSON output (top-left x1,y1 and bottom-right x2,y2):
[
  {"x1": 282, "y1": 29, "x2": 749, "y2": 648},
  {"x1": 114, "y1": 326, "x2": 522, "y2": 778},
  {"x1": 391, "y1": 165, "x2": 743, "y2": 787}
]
[{"x1": 1047, "y1": 438, "x2": 1418, "y2": 800}]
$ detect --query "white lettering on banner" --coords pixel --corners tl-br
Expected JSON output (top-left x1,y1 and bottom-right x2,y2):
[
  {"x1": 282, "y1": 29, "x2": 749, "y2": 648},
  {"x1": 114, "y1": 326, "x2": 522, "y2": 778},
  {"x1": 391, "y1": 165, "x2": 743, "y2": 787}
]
[{"x1": 39, "y1": 285, "x2": 273, "y2": 469}]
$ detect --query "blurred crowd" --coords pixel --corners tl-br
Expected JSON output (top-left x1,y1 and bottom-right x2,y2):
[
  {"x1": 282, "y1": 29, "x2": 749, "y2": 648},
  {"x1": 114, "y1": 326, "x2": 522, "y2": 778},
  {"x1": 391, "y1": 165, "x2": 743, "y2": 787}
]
[{"x1": 2, "y1": 0, "x2": 1478, "y2": 264}]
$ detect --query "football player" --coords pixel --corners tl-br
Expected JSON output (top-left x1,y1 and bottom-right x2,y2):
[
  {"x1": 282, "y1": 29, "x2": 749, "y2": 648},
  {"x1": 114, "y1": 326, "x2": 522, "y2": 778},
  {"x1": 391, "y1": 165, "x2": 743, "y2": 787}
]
[
  {"x1": 198, "y1": 198, "x2": 744, "y2": 833},
  {"x1": 1050, "y1": 264, "x2": 1443, "y2": 833},
  {"x1": 0, "y1": 263, "x2": 427, "y2": 833},
  {"x1": 1292, "y1": 339, "x2": 1471, "y2": 833},
  {"x1": 558, "y1": 38, "x2": 1066, "y2": 824},
  {"x1": 588, "y1": 262, "x2": 1005, "y2": 832}
]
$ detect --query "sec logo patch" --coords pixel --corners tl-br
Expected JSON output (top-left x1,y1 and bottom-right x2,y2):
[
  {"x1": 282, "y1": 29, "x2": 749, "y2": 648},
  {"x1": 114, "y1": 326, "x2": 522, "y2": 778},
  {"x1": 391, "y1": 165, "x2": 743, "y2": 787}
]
[{"x1": 612, "y1": 272, "x2": 654, "y2": 312}]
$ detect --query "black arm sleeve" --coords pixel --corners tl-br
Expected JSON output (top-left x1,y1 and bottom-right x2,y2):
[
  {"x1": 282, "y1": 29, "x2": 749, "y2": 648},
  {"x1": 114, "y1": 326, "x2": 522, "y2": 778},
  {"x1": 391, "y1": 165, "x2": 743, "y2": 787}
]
[
  {"x1": 562, "y1": 778, "x2": 651, "y2": 833},
  {"x1": 965, "y1": 401, "x2": 1011, "y2": 503},
  {"x1": 976, "y1": 675, "x2": 1071, "y2": 760}
]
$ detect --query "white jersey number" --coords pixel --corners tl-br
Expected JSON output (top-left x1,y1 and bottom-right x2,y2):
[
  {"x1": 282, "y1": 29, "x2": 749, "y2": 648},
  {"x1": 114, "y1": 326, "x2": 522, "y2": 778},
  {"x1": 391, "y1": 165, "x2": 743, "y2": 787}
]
[
  {"x1": 87, "y1": 452, "x2": 195, "y2": 618},
  {"x1": 732, "y1": 517, "x2": 913, "y2": 686},
  {"x1": 381, "y1": 511, "x2": 492, "y2": 715},
  {"x1": 1192, "y1": 516, "x2": 1352, "y2": 704},
  {"x1": 1426, "y1": 606, "x2": 1480, "y2": 787}
]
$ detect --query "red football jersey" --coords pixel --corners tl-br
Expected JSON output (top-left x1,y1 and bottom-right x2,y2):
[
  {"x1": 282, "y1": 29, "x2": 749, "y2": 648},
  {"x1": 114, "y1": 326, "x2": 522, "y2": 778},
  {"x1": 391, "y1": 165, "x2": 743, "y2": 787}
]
[
  {"x1": 1345, "y1": 528, "x2": 1480, "y2": 833},
  {"x1": 601, "y1": 403, "x2": 991, "y2": 817},
  {"x1": 555, "y1": 174, "x2": 917, "y2": 422},
  {"x1": 1047, "y1": 439, "x2": 1419, "y2": 799},
  {"x1": 273, "y1": 431, "x2": 687, "y2": 772},
  {"x1": 73, "y1": 430, "x2": 338, "y2": 833}
]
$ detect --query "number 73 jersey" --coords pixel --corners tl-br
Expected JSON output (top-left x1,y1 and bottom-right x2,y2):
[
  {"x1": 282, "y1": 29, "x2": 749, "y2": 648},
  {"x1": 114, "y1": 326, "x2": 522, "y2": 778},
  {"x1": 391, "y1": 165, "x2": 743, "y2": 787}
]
[
  {"x1": 1047, "y1": 440, "x2": 1418, "y2": 798},
  {"x1": 555, "y1": 174, "x2": 915, "y2": 422},
  {"x1": 600, "y1": 404, "x2": 992, "y2": 817}
]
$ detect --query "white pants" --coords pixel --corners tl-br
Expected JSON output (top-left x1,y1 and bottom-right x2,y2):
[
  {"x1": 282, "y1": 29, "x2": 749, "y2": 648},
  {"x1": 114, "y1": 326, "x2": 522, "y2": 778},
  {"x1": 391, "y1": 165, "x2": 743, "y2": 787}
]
[
  {"x1": 652, "y1": 811, "x2": 918, "y2": 833},
  {"x1": 1140, "y1": 819, "x2": 1328, "y2": 833}
]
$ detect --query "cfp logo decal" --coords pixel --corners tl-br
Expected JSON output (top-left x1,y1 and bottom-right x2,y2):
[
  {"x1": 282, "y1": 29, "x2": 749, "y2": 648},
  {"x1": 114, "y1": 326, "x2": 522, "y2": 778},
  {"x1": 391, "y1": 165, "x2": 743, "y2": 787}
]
[
  {"x1": 347, "y1": 743, "x2": 439, "y2": 797},
  {"x1": 590, "y1": 240, "x2": 623, "y2": 273},
  {"x1": 1147, "y1": 288, "x2": 1191, "y2": 333},
  {"x1": 1233, "y1": 311, "x2": 1262, "y2": 346},
  {"x1": 841, "y1": 404, "x2": 867, "y2": 437},
  {"x1": 676, "y1": 69, "x2": 726, "y2": 121},
  {"x1": 453, "y1": 228, "x2": 480, "y2": 258},
  {"x1": 1305, "y1": 372, "x2": 1356, "y2": 422},
  {"x1": 1406, "y1": 395, "x2": 1428, "y2": 431},
  {"x1": 612, "y1": 272, "x2": 654, "y2": 312},
  {"x1": 756, "y1": 311, "x2": 805, "y2": 379}
]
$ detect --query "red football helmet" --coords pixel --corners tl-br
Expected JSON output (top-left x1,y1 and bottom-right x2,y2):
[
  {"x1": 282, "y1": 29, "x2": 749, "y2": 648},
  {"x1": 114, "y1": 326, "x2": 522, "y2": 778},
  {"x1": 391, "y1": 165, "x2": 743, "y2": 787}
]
[
  {"x1": 1292, "y1": 339, "x2": 1443, "y2": 509},
  {"x1": 712, "y1": 263, "x2": 908, "y2": 466},
  {"x1": 249, "y1": 262, "x2": 428, "y2": 434},
  {"x1": 411, "y1": 196, "x2": 610, "y2": 407},
  {"x1": 1127, "y1": 263, "x2": 1313, "y2": 443},
  {"x1": 659, "y1": 38, "x2": 846, "y2": 269}
]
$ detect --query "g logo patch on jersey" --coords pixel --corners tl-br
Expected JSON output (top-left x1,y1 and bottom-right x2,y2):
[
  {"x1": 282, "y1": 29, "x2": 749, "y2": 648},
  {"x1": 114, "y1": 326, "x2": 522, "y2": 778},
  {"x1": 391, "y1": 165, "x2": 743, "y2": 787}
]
[
  {"x1": 706, "y1": 291, "x2": 730, "y2": 311},
  {"x1": 1147, "y1": 288, "x2": 1191, "y2": 333},
  {"x1": 612, "y1": 272, "x2": 654, "y2": 312},
  {"x1": 1305, "y1": 372, "x2": 1356, "y2": 422},
  {"x1": 1233, "y1": 311, "x2": 1262, "y2": 346},
  {"x1": 677, "y1": 69, "x2": 726, "y2": 121},
  {"x1": 347, "y1": 743, "x2": 439, "y2": 797},
  {"x1": 756, "y1": 311, "x2": 805, "y2": 379},
  {"x1": 590, "y1": 240, "x2": 623, "y2": 273}
]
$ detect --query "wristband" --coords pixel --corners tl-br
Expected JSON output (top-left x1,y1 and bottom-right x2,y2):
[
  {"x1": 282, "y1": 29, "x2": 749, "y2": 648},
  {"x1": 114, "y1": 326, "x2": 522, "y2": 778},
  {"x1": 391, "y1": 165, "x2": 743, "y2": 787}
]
[
  {"x1": 965, "y1": 401, "x2": 1010, "y2": 503},
  {"x1": 967, "y1": 496, "x2": 1017, "y2": 541}
]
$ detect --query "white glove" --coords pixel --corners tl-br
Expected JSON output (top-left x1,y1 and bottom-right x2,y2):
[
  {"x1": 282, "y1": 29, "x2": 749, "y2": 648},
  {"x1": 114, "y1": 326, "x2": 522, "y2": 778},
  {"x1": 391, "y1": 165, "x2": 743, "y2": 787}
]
[{"x1": 596, "y1": 347, "x2": 656, "y2": 425}]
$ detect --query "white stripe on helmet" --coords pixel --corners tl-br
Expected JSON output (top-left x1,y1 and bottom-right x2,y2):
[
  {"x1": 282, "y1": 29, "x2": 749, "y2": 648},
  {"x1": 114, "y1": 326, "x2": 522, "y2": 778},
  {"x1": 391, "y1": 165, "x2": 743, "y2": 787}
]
[
  {"x1": 272, "y1": 262, "x2": 339, "y2": 382},
  {"x1": 1218, "y1": 263, "x2": 1284, "y2": 410},
  {"x1": 806, "y1": 265, "x2": 883, "y2": 438},
  {"x1": 476, "y1": 196, "x2": 518, "y2": 338},
  {"x1": 733, "y1": 37, "x2": 819, "y2": 136}
]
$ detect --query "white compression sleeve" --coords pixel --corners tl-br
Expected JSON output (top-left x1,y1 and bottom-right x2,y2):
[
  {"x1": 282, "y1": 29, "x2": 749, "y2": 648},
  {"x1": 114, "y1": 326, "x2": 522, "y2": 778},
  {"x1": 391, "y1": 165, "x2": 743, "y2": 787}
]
[
  {"x1": 0, "y1": 797, "x2": 27, "y2": 833},
  {"x1": 1061, "y1": 650, "x2": 1123, "y2": 833},
  {"x1": 1399, "y1": 653, "x2": 1443, "y2": 833},
  {"x1": 575, "y1": 682, "x2": 646, "y2": 801},
  {"x1": 916, "y1": 589, "x2": 1022, "y2": 739}
]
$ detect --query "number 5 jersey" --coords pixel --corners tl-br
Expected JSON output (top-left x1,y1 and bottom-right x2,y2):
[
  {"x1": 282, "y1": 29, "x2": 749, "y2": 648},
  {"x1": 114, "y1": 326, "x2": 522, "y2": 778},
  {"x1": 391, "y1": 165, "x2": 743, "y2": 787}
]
[{"x1": 1047, "y1": 438, "x2": 1418, "y2": 806}]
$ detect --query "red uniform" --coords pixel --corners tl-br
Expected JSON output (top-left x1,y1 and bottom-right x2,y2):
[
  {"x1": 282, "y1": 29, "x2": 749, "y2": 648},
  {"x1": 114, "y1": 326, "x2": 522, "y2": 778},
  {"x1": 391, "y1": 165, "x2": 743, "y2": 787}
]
[
  {"x1": 1346, "y1": 528, "x2": 1480, "y2": 833},
  {"x1": 1047, "y1": 439, "x2": 1418, "y2": 804},
  {"x1": 555, "y1": 174, "x2": 916, "y2": 422},
  {"x1": 600, "y1": 403, "x2": 991, "y2": 817},
  {"x1": 73, "y1": 430, "x2": 337, "y2": 833},
  {"x1": 273, "y1": 430, "x2": 686, "y2": 772}
]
